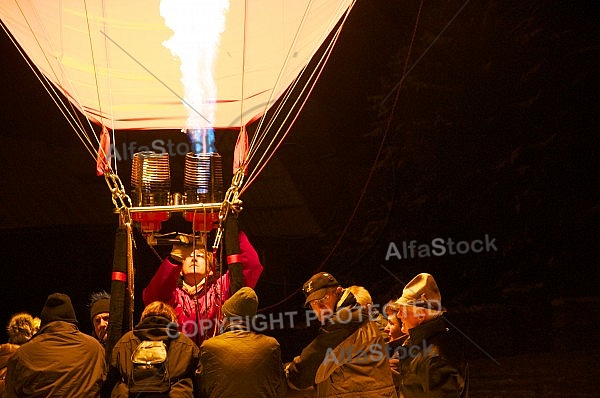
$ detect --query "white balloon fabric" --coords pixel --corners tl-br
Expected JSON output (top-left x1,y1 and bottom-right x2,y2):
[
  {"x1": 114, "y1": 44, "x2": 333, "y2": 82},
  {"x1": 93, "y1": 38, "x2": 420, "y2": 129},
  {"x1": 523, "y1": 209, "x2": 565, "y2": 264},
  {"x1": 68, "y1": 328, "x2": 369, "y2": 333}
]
[{"x1": 0, "y1": 0, "x2": 354, "y2": 130}]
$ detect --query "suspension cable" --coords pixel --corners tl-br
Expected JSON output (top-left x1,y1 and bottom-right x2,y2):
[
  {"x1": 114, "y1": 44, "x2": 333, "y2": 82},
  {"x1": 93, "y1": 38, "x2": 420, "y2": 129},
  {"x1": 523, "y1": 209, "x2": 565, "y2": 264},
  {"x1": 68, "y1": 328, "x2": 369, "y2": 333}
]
[
  {"x1": 4, "y1": 2, "x2": 102, "y2": 162},
  {"x1": 259, "y1": 0, "x2": 425, "y2": 312},
  {"x1": 241, "y1": 1, "x2": 357, "y2": 195}
]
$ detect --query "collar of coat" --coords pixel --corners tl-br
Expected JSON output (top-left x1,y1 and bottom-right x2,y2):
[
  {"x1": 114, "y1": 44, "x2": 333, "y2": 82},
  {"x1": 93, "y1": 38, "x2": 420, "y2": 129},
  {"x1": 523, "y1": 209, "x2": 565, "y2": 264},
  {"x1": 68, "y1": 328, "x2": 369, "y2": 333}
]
[
  {"x1": 35, "y1": 321, "x2": 79, "y2": 337},
  {"x1": 133, "y1": 315, "x2": 178, "y2": 342},
  {"x1": 180, "y1": 272, "x2": 220, "y2": 297},
  {"x1": 222, "y1": 318, "x2": 252, "y2": 333},
  {"x1": 406, "y1": 316, "x2": 448, "y2": 346}
]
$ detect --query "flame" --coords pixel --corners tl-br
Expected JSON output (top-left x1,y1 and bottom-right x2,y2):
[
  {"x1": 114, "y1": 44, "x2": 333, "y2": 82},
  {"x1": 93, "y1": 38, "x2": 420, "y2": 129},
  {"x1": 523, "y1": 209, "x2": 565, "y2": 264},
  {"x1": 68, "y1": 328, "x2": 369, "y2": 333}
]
[{"x1": 160, "y1": 0, "x2": 230, "y2": 153}]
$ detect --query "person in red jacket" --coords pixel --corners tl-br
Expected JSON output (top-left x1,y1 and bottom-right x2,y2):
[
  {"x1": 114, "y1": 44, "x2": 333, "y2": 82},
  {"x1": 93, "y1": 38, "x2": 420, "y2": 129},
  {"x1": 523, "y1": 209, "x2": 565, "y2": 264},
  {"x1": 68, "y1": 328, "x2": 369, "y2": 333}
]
[{"x1": 142, "y1": 217, "x2": 263, "y2": 346}]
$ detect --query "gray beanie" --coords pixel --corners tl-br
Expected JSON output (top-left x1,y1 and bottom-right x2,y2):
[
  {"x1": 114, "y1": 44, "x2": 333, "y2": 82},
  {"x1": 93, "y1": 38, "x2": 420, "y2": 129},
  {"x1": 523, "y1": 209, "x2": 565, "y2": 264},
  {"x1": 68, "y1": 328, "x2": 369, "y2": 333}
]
[{"x1": 222, "y1": 287, "x2": 258, "y2": 318}]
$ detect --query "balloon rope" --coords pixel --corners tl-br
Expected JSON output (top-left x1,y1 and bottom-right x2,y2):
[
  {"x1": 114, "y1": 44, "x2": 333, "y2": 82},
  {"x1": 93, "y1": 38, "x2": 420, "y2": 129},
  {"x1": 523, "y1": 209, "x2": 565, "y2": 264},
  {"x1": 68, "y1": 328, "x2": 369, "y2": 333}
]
[
  {"x1": 244, "y1": 1, "x2": 355, "y2": 189},
  {"x1": 259, "y1": 0, "x2": 424, "y2": 312},
  {"x1": 316, "y1": 0, "x2": 425, "y2": 275},
  {"x1": 247, "y1": 0, "x2": 315, "y2": 156},
  {"x1": 83, "y1": 0, "x2": 105, "y2": 140},
  {"x1": 0, "y1": 18, "x2": 98, "y2": 162},
  {"x1": 126, "y1": 221, "x2": 135, "y2": 331},
  {"x1": 3, "y1": 4, "x2": 101, "y2": 163},
  {"x1": 100, "y1": 0, "x2": 118, "y2": 174},
  {"x1": 241, "y1": 1, "x2": 357, "y2": 195},
  {"x1": 239, "y1": 0, "x2": 248, "y2": 130}
]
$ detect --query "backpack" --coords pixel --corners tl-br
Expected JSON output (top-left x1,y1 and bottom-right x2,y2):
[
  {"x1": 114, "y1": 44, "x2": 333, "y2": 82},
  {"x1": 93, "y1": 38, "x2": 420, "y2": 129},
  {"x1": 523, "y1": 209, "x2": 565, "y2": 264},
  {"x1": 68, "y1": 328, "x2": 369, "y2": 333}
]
[{"x1": 128, "y1": 339, "x2": 170, "y2": 396}]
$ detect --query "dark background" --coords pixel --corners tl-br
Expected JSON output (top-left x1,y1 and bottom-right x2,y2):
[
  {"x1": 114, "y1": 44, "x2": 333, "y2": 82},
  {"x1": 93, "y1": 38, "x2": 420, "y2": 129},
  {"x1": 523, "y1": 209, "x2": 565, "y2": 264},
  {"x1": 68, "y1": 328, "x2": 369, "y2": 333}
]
[{"x1": 1, "y1": 0, "x2": 599, "y2": 395}]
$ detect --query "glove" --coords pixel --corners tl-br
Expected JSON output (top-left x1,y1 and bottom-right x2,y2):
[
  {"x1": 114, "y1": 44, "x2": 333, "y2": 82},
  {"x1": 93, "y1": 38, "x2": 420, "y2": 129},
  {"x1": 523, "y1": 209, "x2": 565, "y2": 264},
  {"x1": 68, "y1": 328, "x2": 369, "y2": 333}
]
[
  {"x1": 169, "y1": 234, "x2": 195, "y2": 264},
  {"x1": 225, "y1": 215, "x2": 244, "y2": 294}
]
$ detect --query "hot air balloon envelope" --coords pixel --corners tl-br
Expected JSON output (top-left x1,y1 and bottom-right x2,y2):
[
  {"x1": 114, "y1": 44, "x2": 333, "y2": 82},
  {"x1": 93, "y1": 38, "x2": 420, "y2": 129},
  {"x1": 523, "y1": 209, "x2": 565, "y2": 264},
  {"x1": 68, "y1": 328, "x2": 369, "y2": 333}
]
[{"x1": 0, "y1": 1, "x2": 354, "y2": 130}]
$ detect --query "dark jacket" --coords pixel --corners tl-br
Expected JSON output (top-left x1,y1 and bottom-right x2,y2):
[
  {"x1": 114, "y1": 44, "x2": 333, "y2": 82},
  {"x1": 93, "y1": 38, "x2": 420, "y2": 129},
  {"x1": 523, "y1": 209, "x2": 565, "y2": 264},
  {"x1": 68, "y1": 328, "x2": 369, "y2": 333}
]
[
  {"x1": 397, "y1": 317, "x2": 469, "y2": 398},
  {"x1": 197, "y1": 320, "x2": 287, "y2": 398},
  {"x1": 4, "y1": 321, "x2": 105, "y2": 397},
  {"x1": 108, "y1": 315, "x2": 199, "y2": 397},
  {"x1": 286, "y1": 293, "x2": 397, "y2": 397},
  {"x1": 387, "y1": 334, "x2": 409, "y2": 394}
]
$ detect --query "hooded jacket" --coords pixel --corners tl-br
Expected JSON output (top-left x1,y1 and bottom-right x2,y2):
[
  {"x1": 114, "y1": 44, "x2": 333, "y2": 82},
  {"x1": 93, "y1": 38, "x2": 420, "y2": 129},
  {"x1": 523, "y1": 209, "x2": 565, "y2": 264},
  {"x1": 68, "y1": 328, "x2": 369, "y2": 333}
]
[
  {"x1": 397, "y1": 316, "x2": 469, "y2": 398},
  {"x1": 197, "y1": 319, "x2": 287, "y2": 398},
  {"x1": 286, "y1": 292, "x2": 397, "y2": 397},
  {"x1": 108, "y1": 315, "x2": 199, "y2": 397},
  {"x1": 4, "y1": 321, "x2": 105, "y2": 398},
  {"x1": 142, "y1": 231, "x2": 263, "y2": 346}
]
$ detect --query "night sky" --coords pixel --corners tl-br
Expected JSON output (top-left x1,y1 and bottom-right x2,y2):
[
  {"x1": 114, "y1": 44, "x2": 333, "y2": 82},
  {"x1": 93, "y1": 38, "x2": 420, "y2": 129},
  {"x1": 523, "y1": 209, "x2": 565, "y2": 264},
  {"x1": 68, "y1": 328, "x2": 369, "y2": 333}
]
[{"x1": 1, "y1": 0, "x2": 599, "y2": 374}]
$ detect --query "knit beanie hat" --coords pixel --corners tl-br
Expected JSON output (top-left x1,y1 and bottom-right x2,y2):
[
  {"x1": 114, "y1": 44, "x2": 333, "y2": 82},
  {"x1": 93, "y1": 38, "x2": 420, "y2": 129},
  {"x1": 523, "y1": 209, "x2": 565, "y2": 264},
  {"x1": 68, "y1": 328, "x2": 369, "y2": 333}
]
[
  {"x1": 40, "y1": 293, "x2": 78, "y2": 326},
  {"x1": 90, "y1": 297, "x2": 111, "y2": 323},
  {"x1": 222, "y1": 287, "x2": 258, "y2": 318}
]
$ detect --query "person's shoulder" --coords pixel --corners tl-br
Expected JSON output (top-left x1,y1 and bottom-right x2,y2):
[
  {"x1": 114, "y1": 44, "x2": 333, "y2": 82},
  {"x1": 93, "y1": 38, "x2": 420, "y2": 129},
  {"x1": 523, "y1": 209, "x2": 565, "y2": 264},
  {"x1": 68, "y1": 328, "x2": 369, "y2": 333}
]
[
  {"x1": 325, "y1": 309, "x2": 367, "y2": 330},
  {"x1": 0, "y1": 343, "x2": 19, "y2": 355},
  {"x1": 172, "y1": 331, "x2": 198, "y2": 347},
  {"x1": 164, "y1": 334, "x2": 199, "y2": 357},
  {"x1": 199, "y1": 332, "x2": 227, "y2": 349},
  {"x1": 115, "y1": 329, "x2": 137, "y2": 341},
  {"x1": 7, "y1": 337, "x2": 39, "y2": 360},
  {"x1": 111, "y1": 330, "x2": 139, "y2": 350},
  {"x1": 253, "y1": 332, "x2": 280, "y2": 346},
  {"x1": 77, "y1": 330, "x2": 105, "y2": 350}
]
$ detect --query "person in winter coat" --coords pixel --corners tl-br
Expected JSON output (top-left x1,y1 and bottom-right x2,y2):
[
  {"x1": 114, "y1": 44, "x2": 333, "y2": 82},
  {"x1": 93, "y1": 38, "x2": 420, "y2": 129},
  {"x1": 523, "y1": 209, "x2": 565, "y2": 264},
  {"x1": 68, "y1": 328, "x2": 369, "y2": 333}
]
[
  {"x1": 285, "y1": 272, "x2": 397, "y2": 397},
  {"x1": 89, "y1": 291, "x2": 111, "y2": 347},
  {"x1": 393, "y1": 273, "x2": 469, "y2": 398},
  {"x1": 196, "y1": 287, "x2": 287, "y2": 398},
  {"x1": 143, "y1": 217, "x2": 263, "y2": 346},
  {"x1": 4, "y1": 293, "x2": 106, "y2": 397},
  {"x1": 383, "y1": 299, "x2": 408, "y2": 394},
  {"x1": 0, "y1": 312, "x2": 38, "y2": 395},
  {"x1": 346, "y1": 285, "x2": 390, "y2": 342},
  {"x1": 107, "y1": 300, "x2": 199, "y2": 397}
]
